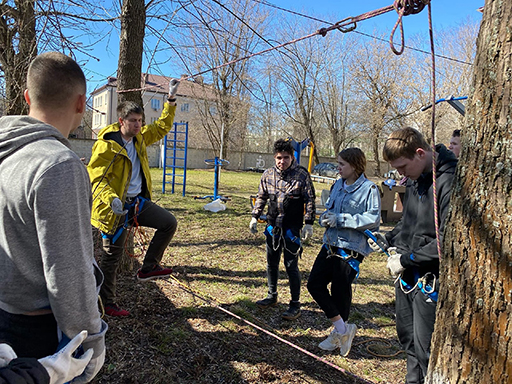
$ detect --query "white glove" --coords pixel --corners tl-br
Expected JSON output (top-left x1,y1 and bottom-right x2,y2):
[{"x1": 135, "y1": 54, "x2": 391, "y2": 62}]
[
  {"x1": 169, "y1": 78, "x2": 180, "y2": 98},
  {"x1": 367, "y1": 232, "x2": 389, "y2": 252},
  {"x1": 70, "y1": 348, "x2": 105, "y2": 384},
  {"x1": 386, "y1": 248, "x2": 405, "y2": 277},
  {"x1": 111, "y1": 197, "x2": 128, "y2": 216},
  {"x1": 301, "y1": 224, "x2": 313, "y2": 241},
  {"x1": 249, "y1": 217, "x2": 258, "y2": 234},
  {"x1": 38, "y1": 331, "x2": 93, "y2": 384},
  {"x1": 320, "y1": 211, "x2": 337, "y2": 227},
  {"x1": 0, "y1": 343, "x2": 17, "y2": 368}
]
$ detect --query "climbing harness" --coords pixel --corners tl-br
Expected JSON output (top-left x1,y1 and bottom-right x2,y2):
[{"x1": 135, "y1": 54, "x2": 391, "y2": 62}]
[
  {"x1": 325, "y1": 244, "x2": 363, "y2": 279},
  {"x1": 398, "y1": 272, "x2": 438, "y2": 302},
  {"x1": 101, "y1": 196, "x2": 149, "y2": 257},
  {"x1": 264, "y1": 224, "x2": 302, "y2": 257}
]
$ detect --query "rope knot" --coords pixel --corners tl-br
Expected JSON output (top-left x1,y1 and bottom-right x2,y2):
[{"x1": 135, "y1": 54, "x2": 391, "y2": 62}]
[
  {"x1": 317, "y1": 28, "x2": 328, "y2": 37},
  {"x1": 393, "y1": 0, "x2": 429, "y2": 16}
]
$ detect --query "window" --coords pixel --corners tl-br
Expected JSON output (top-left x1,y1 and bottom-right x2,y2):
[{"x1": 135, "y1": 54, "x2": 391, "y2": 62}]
[
  {"x1": 181, "y1": 103, "x2": 189, "y2": 112},
  {"x1": 151, "y1": 99, "x2": 160, "y2": 110},
  {"x1": 151, "y1": 117, "x2": 158, "y2": 123},
  {"x1": 209, "y1": 106, "x2": 217, "y2": 115},
  {"x1": 94, "y1": 96, "x2": 103, "y2": 108},
  {"x1": 94, "y1": 114, "x2": 100, "y2": 126}
]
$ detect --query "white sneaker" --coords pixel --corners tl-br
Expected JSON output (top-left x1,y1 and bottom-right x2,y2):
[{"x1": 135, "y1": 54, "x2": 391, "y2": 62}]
[
  {"x1": 318, "y1": 329, "x2": 343, "y2": 351},
  {"x1": 339, "y1": 323, "x2": 357, "y2": 357}
]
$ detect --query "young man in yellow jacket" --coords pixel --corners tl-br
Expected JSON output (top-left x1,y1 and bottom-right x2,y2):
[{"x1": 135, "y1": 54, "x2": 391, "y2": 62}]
[{"x1": 88, "y1": 80, "x2": 180, "y2": 317}]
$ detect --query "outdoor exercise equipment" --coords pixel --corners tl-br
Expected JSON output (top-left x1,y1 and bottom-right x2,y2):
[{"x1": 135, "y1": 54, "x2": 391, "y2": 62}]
[
  {"x1": 194, "y1": 157, "x2": 230, "y2": 202},
  {"x1": 421, "y1": 96, "x2": 467, "y2": 116},
  {"x1": 162, "y1": 122, "x2": 188, "y2": 195},
  {"x1": 288, "y1": 137, "x2": 315, "y2": 172}
]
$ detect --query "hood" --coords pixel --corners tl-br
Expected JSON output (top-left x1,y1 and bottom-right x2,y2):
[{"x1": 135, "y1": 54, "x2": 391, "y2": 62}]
[
  {"x1": 96, "y1": 122, "x2": 121, "y2": 141},
  {"x1": 0, "y1": 116, "x2": 68, "y2": 162},
  {"x1": 435, "y1": 143, "x2": 458, "y2": 174}
]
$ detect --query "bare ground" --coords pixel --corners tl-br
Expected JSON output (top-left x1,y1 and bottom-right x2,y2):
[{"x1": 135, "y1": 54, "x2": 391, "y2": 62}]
[{"x1": 92, "y1": 170, "x2": 406, "y2": 384}]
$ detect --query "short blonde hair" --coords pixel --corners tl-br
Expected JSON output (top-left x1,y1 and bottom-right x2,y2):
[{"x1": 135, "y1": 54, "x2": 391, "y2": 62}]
[{"x1": 383, "y1": 127, "x2": 430, "y2": 162}]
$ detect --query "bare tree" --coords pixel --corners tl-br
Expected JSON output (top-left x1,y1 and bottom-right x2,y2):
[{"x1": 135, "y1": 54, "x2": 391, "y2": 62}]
[
  {"x1": 270, "y1": 19, "x2": 329, "y2": 165},
  {"x1": 0, "y1": 0, "x2": 120, "y2": 115},
  {"x1": 427, "y1": 2, "x2": 512, "y2": 383},
  {"x1": 116, "y1": 0, "x2": 145, "y2": 108},
  {"x1": 170, "y1": 0, "x2": 267, "y2": 159},
  {"x1": 315, "y1": 34, "x2": 357, "y2": 157},
  {"x1": 0, "y1": 0, "x2": 37, "y2": 115},
  {"x1": 350, "y1": 37, "x2": 417, "y2": 175}
]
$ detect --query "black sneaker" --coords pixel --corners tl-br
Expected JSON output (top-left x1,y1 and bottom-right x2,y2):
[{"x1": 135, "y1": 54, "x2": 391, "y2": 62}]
[
  {"x1": 256, "y1": 294, "x2": 278, "y2": 309},
  {"x1": 282, "y1": 302, "x2": 301, "y2": 320}
]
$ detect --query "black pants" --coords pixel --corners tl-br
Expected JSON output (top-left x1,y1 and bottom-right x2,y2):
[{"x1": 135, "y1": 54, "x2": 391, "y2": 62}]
[
  {"x1": 0, "y1": 307, "x2": 58, "y2": 358},
  {"x1": 100, "y1": 199, "x2": 178, "y2": 304},
  {"x1": 307, "y1": 246, "x2": 357, "y2": 321},
  {"x1": 265, "y1": 227, "x2": 301, "y2": 302},
  {"x1": 395, "y1": 282, "x2": 437, "y2": 384}
]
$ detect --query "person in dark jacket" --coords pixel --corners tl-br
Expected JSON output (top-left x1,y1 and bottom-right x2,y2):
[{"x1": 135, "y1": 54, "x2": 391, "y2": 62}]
[
  {"x1": 250, "y1": 139, "x2": 316, "y2": 320},
  {"x1": 368, "y1": 127, "x2": 457, "y2": 384}
]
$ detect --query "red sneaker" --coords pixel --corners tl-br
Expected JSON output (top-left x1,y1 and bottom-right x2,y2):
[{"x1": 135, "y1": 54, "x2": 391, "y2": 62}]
[
  {"x1": 104, "y1": 303, "x2": 130, "y2": 317},
  {"x1": 136, "y1": 265, "x2": 173, "y2": 281}
]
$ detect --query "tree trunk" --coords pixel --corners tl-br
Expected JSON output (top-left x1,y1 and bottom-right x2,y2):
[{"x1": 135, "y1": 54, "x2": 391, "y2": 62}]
[
  {"x1": 116, "y1": 0, "x2": 145, "y2": 109},
  {"x1": 427, "y1": 2, "x2": 512, "y2": 383},
  {"x1": 115, "y1": 0, "x2": 145, "y2": 271},
  {"x1": 1, "y1": 0, "x2": 36, "y2": 115},
  {"x1": 372, "y1": 124, "x2": 381, "y2": 176}
]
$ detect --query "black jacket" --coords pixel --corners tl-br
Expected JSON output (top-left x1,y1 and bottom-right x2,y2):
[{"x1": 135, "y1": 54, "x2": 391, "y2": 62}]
[
  {"x1": 386, "y1": 144, "x2": 457, "y2": 284},
  {"x1": 0, "y1": 358, "x2": 49, "y2": 384}
]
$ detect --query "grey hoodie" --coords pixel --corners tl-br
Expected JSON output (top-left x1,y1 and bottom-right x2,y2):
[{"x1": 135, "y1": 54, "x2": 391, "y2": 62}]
[{"x1": 0, "y1": 116, "x2": 106, "y2": 358}]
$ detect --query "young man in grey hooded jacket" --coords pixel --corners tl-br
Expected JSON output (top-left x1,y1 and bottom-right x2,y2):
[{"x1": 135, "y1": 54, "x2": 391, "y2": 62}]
[{"x1": 0, "y1": 52, "x2": 107, "y2": 383}]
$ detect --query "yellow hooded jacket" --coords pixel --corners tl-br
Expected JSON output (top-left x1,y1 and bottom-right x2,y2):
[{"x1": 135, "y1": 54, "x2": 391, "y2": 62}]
[{"x1": 88, "y1": 103, "x2": 176, "y2": 234}]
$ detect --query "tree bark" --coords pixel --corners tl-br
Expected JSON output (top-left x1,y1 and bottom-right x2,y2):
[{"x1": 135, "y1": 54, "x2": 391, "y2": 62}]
[
  {"x1": 0, "y1": 0, "x2": 36, "y2": 115},
  {"x1": 427, "y1": 2, "x2": 512, "y2": 383},
  {"x1": 116, "y1": 0, "x2": 145, "y2": 109}
]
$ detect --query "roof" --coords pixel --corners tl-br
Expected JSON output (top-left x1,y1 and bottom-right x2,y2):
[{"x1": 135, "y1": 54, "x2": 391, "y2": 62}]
[{"x1": 91, "y1": 73, "x2": 218, "y2": 101}]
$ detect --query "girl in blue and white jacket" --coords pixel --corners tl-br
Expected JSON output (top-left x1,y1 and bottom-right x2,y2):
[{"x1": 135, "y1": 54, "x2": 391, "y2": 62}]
[{"x1": 307, "y1": 148, "x2": 381, "y2": 356}]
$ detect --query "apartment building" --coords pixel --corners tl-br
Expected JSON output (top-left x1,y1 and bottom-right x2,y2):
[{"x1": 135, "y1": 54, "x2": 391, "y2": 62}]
[{"x1": 90, "y1": 73, "x2": 217, "y2": 146}]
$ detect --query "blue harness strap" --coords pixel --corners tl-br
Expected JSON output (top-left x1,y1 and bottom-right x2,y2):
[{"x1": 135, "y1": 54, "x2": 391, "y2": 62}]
[
  {"x1": 400, "y1": 276, "x2": 438, "y2": 302},
  {"x1": 264, "y1": 224, "x2": 301, "y2": 245},
  {"x1": 418, "y1": 281, "x2": 438, "y2": 302},
  {"x1": 102, "y1": 196, "x2": 147, "y2": 243},
  {"x1": 324, "y1": 244, "x2": 361, "y2": 278}
]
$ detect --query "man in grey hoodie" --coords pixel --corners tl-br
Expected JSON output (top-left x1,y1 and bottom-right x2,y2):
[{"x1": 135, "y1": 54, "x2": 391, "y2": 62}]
[{"x1": 0, "y1": 52, "x2": 107, "y2": 383}]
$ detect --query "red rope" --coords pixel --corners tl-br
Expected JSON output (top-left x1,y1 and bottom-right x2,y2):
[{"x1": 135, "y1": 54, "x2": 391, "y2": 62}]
[
  {"x1": 124, "y1": 201, "x2": 150, "y2": 259},
  {"x1": 167, "y1": 275, "x2": 375, "y2": 384},
  {"x1": 425, "y1": 3, "x2": 442, "y2": 260},
  {"x1": 118, "y1": 1, "x2": 429, "y2": 94}
]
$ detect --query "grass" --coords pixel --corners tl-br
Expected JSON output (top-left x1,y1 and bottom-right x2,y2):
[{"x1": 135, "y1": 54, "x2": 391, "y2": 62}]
[{"x1": 94, "y1": 168, "x2": 405, "y2": 384}]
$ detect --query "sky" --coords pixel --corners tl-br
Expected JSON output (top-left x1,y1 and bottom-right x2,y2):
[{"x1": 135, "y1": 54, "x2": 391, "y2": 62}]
[{"x1": 80, "y1": 0, "x2": 484, "y2": 97}]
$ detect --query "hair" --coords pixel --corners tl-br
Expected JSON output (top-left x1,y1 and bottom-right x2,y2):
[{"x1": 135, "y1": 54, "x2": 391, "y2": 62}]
[
  {"x1": 452, "y1": 129, "x2": 461, "y2": 137},
  {"x1": 26, "y1": 52, "x2": 86, "y2": 110},
  {"x1": 117, "y1": 101, "x2": 144, "y2": 120},
  {"x1": 338, "y1": 148, "x2": 366, "y2": 177},
  {"x1": 383, "y1": 127, "x2": 431, "y2": 162},
  {"x1": 273, "y1": 138, "x2": 294, "y2": 155}
]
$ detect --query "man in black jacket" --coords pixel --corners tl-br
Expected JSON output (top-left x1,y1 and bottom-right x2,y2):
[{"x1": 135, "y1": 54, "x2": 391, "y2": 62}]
[{"x1": 371, "y1": 127, "x2": 457, "y2": 384}]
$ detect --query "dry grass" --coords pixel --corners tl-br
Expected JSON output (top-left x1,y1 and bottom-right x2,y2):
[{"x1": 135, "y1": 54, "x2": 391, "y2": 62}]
[{"x1": 94, "y1": 169, "x2": 405, "y2": 384}]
